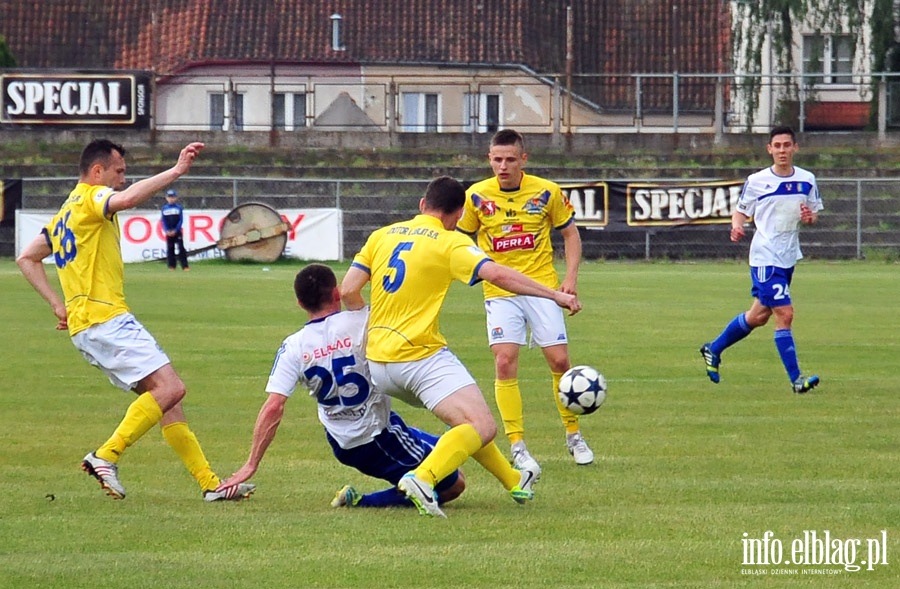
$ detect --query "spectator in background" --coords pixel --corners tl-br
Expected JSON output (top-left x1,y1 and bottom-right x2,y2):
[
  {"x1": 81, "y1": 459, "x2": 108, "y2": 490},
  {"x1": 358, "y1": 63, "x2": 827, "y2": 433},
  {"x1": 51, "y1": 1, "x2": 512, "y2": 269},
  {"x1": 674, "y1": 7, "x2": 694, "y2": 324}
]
[{"x1": 162, "y1": 189, "x2": 189, "y2": 271}]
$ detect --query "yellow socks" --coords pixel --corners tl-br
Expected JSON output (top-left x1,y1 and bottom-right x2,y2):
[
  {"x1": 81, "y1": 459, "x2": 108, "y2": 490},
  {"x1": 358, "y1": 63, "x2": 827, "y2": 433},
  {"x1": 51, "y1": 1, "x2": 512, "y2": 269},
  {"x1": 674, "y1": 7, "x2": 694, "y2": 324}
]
[
  {"x1": 95, "y1": 392, "x2": 163, "y2": 463},
  {"x1": 472, "y1": 441, "x2": 520, "y2": 490},
  {"x1": 162, "y1": 422, "x2": 220, "y2": 491},
  {"x1": 413, "y1": 423, "x2": 482, "y2": 486},
  {"x1": 495, "y1": 378, "x2": 524, "y2": 443},
  {"x1": 552, "y1": 371, "x2": 581, "y2": 434}
]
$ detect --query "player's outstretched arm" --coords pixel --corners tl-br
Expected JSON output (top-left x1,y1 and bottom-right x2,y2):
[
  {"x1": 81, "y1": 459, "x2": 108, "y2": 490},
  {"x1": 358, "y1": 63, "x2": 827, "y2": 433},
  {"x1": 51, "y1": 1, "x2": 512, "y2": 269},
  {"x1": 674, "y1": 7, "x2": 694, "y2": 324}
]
[
  {"x1": 217, "y1": 393, "x2": 287, "y2": 490},
  {"x1": 340, "y1": 266, "x2": 370, "y2": 310},
  {"x1": 108, "y1": 142, "x2": 205, "y2": 215},
  {"x1": 16, "y1": 234, "x2": 68, "y2": 330},
  {"x1": 478, "y1": 261, "x2": 582, "y2": 315}
]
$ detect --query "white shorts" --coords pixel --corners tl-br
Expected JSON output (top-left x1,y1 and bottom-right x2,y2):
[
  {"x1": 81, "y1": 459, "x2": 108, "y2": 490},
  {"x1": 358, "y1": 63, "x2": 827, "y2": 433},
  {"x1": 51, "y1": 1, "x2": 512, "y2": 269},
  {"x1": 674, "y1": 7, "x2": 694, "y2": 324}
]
[
  {"x1": 71, "y1": 312, "x2": 170, "y2": 392},
  {"x1": 367, "y1": 348, "x2": 476, "y2": 412},
  {"x1": 485, "y1": 295, "x2": 568, "y2": 348}
]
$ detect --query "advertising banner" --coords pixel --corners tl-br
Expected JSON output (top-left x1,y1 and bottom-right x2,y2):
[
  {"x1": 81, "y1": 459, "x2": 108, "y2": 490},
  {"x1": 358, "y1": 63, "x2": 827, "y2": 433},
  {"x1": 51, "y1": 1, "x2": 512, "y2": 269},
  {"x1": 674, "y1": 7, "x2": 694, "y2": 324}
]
[
  {"x1": 562, "y1": 179, "x2": 745, "y2": 230},
  {"x1": 1, "y1": 71, "x2": 151, "y2": 128},
  {"x1": 15, "y1": 208, "x2": 343, "y2": 262}
]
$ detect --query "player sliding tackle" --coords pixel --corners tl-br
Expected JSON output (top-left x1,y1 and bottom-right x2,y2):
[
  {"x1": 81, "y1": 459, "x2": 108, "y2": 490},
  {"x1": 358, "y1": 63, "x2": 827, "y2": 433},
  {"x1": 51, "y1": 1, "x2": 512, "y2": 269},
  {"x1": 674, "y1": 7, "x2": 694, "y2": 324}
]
[{"x1": 340, "y1": 176, "x2": 582, "y2": 517}]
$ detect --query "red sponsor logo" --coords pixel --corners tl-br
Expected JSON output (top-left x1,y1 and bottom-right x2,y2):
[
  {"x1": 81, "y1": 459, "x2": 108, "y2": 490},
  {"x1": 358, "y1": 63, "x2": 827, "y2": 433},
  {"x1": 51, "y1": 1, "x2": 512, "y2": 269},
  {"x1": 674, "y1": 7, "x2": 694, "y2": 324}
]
[
  {"x1": 492, "y1": 233, "x2": 535, "y2": 252},
  {"x1": 501, "y1": 224, "x2": 524, "y2": 232}
]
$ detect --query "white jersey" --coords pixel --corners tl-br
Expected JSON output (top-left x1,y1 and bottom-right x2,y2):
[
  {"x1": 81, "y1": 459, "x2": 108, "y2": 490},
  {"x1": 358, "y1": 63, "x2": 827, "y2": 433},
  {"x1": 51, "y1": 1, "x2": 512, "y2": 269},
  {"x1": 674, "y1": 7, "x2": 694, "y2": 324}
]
[
  {"x1": 265, "y1": 307, "x2": 391, "y2": 450},
  {"x1": 736, "y1": 165, "x2": 823, "y2": 268}
]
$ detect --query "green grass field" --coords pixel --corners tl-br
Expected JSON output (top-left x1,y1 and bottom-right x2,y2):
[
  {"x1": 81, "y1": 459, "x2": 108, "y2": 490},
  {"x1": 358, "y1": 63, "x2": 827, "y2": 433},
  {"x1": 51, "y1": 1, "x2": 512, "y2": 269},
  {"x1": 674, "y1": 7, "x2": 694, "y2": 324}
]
[{"x1": 1, "y1": 259, "x2": 897, "y2": 588}]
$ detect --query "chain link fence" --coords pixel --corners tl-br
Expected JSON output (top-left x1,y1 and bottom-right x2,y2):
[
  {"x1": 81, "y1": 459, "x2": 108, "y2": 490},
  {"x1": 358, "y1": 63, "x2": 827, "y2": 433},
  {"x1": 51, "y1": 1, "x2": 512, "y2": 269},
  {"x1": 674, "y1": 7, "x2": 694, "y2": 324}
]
[{"x1": 19, "y1": 177, "x2": 900, "y2": 261}]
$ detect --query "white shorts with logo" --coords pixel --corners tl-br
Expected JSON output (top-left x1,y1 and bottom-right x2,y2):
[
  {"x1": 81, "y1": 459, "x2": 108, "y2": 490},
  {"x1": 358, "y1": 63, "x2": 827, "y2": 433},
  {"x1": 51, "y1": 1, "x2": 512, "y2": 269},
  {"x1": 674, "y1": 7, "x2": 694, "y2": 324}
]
[
  {"x1": 485, "y1": 295, "x2": 568, "y2": 348},
  {"x1": 71, "y1": 312, "x2": 170, "y2": 392},
  {"x1": 367, "y1": 348, "x2": 476, "y2": 412}
]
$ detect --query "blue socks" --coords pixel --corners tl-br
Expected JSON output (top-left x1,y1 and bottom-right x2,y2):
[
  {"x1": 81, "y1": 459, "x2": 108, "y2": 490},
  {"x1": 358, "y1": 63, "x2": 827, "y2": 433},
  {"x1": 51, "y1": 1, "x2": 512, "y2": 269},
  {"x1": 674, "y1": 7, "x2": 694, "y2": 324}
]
[
  {"x1": 711, "y1": 313, "x2": 753, "y2": 355},
  {"x1": 774, "y1": 329, "x2": 801, "y2": 382},
  {"x1": 711, "y1": 314, "x2": 802, "y2": 383},
  {"x1": 358, "y1": 487, "x2": 412, "y2": 508}
]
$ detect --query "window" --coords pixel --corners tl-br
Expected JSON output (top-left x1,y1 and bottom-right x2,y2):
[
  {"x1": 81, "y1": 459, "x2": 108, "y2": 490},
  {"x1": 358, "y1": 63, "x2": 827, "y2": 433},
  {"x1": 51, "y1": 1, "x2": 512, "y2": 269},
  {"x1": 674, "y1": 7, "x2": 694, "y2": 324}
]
[
  {"x1": 274, "y1": 92, "x2": 308, "y2": 130},
  {"x1": 803, "y1": 34, "x2": 853, "y2": 85},
  {"x1": 210, "y1": 93, "x2": 225, "y2": 131},
  {"x1": 464, "y1": 93, "x2": 502, "y2": 133},
  {"x1": 233, "y1": 93, "x2": 244, "y2": 131},
  {"x1": 210, "y1": 92, "x2": 244, "y2": 131},
  {"x1": 401, "y1": 92, "x2": 439, "y2": 132}
]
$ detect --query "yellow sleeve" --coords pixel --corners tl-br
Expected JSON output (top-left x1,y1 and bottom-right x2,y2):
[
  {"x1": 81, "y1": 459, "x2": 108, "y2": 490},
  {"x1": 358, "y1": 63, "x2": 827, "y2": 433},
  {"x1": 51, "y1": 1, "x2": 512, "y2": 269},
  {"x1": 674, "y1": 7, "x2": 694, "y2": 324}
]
[
  {"x1": 549, "y1": 184, "x2": 575, "y2": 229},
  {"x1": 447, "y1": 234, "x2": 490, "y2": 286},
  {"x1": 457, "y1": 191, "x2": 480, "y2": 234}
]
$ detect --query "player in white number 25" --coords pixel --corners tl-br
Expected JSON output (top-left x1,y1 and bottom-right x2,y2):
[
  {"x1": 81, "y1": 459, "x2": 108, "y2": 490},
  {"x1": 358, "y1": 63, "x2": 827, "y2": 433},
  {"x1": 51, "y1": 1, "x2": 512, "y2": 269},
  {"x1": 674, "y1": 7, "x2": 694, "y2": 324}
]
[{"x1": 216, "y1": 264, "x2": 465, "y2": 508}]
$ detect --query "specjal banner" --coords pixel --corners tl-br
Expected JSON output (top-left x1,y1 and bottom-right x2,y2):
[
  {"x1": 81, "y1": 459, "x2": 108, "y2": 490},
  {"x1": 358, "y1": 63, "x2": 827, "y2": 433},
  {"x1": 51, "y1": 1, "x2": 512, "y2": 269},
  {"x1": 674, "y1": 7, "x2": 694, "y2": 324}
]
[
  {"x1": 0, "y1": 71, "x2": 151, "y2": 128},
  {"x1": 562, "y1": 179, "x2": 746, "y2": 230}
]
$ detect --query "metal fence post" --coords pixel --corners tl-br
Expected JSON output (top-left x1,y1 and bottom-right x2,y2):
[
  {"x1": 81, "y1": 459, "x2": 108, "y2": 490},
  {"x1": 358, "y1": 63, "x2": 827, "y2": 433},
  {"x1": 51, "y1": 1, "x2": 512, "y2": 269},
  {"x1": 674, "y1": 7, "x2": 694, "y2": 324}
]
[
  {"x1": 714, "y1": 76, "x2": 724, "y2": 145},
  {"x1": 856, "y1": 180, "x2": 863, "y2": 260},
  {"x1": 634, "y1": 75, "x2": 643, "y2": 131},
  {"x1": 672, "y1": 72, "x2": 679, "y2": 133}
]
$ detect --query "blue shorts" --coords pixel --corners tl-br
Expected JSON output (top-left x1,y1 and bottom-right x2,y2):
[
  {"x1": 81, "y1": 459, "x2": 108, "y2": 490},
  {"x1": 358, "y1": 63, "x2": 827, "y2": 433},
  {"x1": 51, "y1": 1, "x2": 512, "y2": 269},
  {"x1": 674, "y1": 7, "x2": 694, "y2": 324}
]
[
  {"x1": 750, "y1": 266, "x2": 794, "y2": 308},
  {"x1": 326, "y1": 412, "x2": 460, "y2": 494}
]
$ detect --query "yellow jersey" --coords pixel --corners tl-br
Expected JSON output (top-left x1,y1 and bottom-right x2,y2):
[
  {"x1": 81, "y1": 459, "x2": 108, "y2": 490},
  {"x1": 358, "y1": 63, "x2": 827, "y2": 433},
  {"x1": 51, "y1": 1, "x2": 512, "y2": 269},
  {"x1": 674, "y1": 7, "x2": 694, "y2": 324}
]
[
  {"x1": 459, "y1": 173, "x2": 575, "y2": 299},
  {"x1": 43, "y1": 182, "x2": 129, "y2": 335},
  {"x1": 351, "y1": 214, "x2": 490, "y2": 363}
]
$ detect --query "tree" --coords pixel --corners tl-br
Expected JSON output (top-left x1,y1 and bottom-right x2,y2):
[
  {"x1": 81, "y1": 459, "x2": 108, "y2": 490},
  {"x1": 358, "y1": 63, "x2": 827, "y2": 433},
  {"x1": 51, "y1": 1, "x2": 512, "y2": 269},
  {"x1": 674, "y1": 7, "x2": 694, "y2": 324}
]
[
  {"x1": 731, "y1": 0, "x2": 878, "y2": 129},
  {"x1": 0, "y1": 35, "x2": 17, "y2": 68}
]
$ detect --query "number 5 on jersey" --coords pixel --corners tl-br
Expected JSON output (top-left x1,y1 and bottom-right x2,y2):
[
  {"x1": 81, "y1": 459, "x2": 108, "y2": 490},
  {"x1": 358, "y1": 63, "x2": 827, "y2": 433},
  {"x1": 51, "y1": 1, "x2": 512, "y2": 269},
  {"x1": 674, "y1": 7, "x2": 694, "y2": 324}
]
[{"x1": 382, "y1": 241, "x2": 413, "y2": 293}]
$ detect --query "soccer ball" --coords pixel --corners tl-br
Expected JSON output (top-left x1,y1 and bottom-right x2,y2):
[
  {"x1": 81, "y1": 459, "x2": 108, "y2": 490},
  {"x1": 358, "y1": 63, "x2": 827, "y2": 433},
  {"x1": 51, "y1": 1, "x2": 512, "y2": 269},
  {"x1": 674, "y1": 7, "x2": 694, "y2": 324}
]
[{"x1": 558, "y1": 365, "x2": 607, "y2": 415}]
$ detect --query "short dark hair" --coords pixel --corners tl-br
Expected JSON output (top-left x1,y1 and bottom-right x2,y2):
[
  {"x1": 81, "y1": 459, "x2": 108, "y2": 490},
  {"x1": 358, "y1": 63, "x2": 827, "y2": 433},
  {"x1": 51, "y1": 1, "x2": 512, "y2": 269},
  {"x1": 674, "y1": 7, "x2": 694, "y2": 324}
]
[
  {"x1": 769, "y1": 126, "x2": 795, "y2": 143},
  {"x1": 80, "y1": 139, "x2": 126, "y2": 174},
  {"x1": 293, "y1": 264, "x2": 337, "y2": 312},
  {"x1": 490, "y1": 128, "x2": 525, "y2": 150},
  {"x1": 423, "y1": 176, "x2": 465, "y2": 214}
]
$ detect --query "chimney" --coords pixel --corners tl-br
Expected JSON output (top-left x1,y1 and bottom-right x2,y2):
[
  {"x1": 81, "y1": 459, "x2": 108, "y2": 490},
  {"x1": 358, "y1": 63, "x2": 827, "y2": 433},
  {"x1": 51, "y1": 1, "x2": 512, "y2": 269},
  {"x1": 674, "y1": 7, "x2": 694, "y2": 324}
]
[{"x1": 330, "y1": 14, "x2": 345, "y2": 51}]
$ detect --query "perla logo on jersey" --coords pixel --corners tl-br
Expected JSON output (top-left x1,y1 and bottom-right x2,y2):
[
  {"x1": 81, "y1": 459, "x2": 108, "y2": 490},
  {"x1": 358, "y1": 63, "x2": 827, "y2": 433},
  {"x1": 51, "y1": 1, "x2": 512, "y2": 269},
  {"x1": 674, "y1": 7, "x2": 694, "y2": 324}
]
[{"x1": 492, "y1": 233, "x2": 535, "y2": 252}]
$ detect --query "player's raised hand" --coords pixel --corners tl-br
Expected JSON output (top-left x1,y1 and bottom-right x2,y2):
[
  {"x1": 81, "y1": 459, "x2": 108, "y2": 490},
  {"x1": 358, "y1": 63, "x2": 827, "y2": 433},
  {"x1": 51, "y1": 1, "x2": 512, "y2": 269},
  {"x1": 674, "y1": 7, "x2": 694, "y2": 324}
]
[{"x1": 174, "y1": 142, "x2": 205, "y2": 175}]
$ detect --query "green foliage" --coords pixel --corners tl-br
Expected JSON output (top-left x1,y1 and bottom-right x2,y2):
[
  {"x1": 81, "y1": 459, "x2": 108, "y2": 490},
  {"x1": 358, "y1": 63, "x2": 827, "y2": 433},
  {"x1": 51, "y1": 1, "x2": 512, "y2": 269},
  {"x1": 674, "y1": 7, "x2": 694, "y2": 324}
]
[
  {"x1": 1, "y1": 260, "x2": 899, "y2": 588},
  {"x1": 0, "y1": 34, "x2": 17, "y2": 67},
  {"x1": 732, "y1": 0, "x2": 874, "y2": 130}
]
